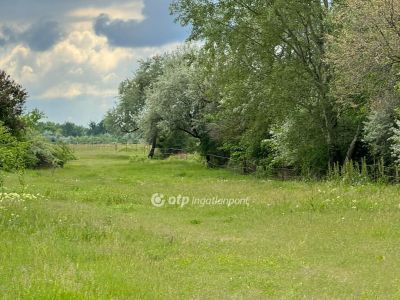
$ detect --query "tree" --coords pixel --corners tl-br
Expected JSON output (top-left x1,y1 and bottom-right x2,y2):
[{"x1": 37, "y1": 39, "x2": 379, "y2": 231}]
[
  {"x1": 142, "y1": 48, "x2": 220, "y2": 160},
  {"x1": 106, "y1": 56, "x2": 164, "y2": 136},
  {"x1": 102, "y1": 0, "x2": 400, "y2": 176},
  {"x1": 61, "y1": 122, "x2": 86, "y2": 137},
  {"x1": 0, "y1": 70, "x2": 28, "y2": 135},
  {"x1": 327, "y1": 0, "x2": 400, "y2": 163},
  {"x1": 87, "y1": 120, "x2": 107, "y2": 136},
  {"x1": 172, "y1": 0, "x2": 348, "y2": 172},
  {"x1": 0, "y1": 122, "x2": 27, "y2": 173}
]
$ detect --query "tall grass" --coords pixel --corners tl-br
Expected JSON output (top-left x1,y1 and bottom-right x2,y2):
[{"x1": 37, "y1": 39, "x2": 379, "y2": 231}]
[
  {"x1": 328, "y1": 158, "x2": 400, "y2": 184},
  {"x1": 1, "y1": 148, "x2": 400, "y2": 298}
]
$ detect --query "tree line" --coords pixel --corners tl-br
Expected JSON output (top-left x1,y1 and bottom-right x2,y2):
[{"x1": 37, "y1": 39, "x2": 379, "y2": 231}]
[
  {"x1": 106, "y1": 0, "x2": 400, "y2": 179},
  {"x1": 2, "y1": 0, "x2": 398, "y2": 180}
]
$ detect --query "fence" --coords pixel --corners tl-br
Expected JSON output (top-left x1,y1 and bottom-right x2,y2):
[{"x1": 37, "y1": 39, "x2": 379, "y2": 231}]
[
  {"x1": 66, "y1": 144, "x2": 306, "y2": 180},
  {"x1": 148, "y1": 147, "x2": 302, "y2": 180},
  {"x1": 68, "y1": 143, "x2": 151, "y2": 154},
  {"x1": 67, "y1": 144, "x2": 400, "y2": 182}
]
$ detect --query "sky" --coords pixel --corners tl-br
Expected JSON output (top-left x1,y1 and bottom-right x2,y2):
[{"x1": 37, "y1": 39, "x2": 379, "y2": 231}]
[{"x1": 0, "y1": 0, "x2": 189, "y2": 125}]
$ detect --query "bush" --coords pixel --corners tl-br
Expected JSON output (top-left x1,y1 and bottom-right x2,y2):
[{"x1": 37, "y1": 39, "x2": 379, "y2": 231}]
[
  {"x1": 0, "y1": 124, "x2": 28, "y2": 171},
  {"x1": 25, "y1": 136, "x2": 75, "y2": 168}
]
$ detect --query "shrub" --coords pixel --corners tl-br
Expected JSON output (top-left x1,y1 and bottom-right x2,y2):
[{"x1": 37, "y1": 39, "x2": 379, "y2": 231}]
[
  {"x1": 25, "y1": 136, "x2": 75, "y2": 168},
  {"x1": 0, "y1": 123, "x2": 28, "y2": 171}
]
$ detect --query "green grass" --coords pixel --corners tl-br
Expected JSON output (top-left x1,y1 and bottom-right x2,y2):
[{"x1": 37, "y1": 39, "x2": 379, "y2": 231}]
[{"x1": 1, "y1": 147, "x2": 400, "y2": 299}]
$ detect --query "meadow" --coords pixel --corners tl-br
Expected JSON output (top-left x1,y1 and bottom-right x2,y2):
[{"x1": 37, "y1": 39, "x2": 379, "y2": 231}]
[{"x1": 1, "y1": 146, "x2": 400, "y2": 299}]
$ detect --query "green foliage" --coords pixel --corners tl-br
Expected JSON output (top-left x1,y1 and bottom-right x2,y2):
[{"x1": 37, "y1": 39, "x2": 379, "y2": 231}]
[
  {"x1": 143, "y1": 48, "x2": 221, "y2": 156},
  {"x1": 0, "y1": 74, "x2": 75, "y2": 172},
  {"x1": 171, "y1": 0, "x2": 343, "y2": 171},
  {"x1": 105, "y1": 56, "x2": 164, "y2": 136},
  {"x1": 0, "y1": 123, "x2": 28, "y2": 191},
  {"x1": 87, "y1": 120, "x2": 107, "y2": 136},
  {"x1": 328, "y1": 159, "x2": 370, "y2": 185},
  {"x1": 327, "y1": 157, "x2": 399, "y2": 185},
  {"x1": 0, "y1": 70, "x2": 28, "y2": 135},
  {"x1": 328, "y1": 0, "x2": 400, "y2": 166},
  {"x1": 390, "y1": 119, "x2": 400, "y2": 165},
  {"x1": 18, "y1": 111, "x2": 76, "y2": 169},
  {"x1": 35, "y1": 119, "x2": 127, "y2": 145},
  {"x1": 61, "y1": 122, "x2": 86, "y2": 137},
  {"x1": 108, "y1": 47, "x2": 223, "y2": 160},
  {"x1": 24, "y1": 137, "x2": 75, "y2": 169},
  {"x1": 0, "y1": 123, "x2": 27, "y2": 172},
  {"x1": 101, "y1": 0, "x2": 400, "y2": 179}
]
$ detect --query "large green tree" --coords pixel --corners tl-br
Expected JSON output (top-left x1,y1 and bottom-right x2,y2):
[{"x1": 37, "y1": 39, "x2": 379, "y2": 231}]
[
  {"x1": 105, "y1": 56, "x2": 164, "y2": 136},
  {"x1": 172, "y1": 0, "x2": 350, "y2": 172},
  {"x1": 328, "y1": 0, "x2": 400, "y2": 163},
  {"x1": 0, "y1": 70, "x2": 28, "y2": 135},
  {"x1": 142, "y1": 48, "x2": 220, "y2": 160}
]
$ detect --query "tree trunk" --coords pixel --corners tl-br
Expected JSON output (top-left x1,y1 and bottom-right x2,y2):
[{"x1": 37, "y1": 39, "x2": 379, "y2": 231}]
[
  {"x1": 345, "y1": 125, "x2": 361, "y2": 162},
  {"x1": 243, "y1": 160, "x2": 248, "y2": 174},
  {"x1": 321, "y1": 95, "x2": 339, "y2": 164},
  {"x1": 148, "y1": 134, "x2": 157, "y2": 159}
]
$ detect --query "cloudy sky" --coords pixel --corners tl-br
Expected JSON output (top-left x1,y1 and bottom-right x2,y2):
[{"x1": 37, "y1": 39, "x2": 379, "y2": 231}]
[{"x1": 0, "y1": 0, "x2": 189, "y2": 125}]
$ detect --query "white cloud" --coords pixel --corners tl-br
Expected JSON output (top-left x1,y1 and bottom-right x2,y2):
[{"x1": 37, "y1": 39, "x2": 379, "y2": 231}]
[
  {"x1": 42, "y1": 83, "x2": 116, "y2": 99},
  {"x1": 0, "y1": 28, "x2": 184, "y2": 102},
  {"x1": 20, "y1": 65, "x2": 35, "y2": 82},
  {"x1": 68, "y1": 2, "x2": 144, "y2": 21},
  {"x1": 0, "y1": 0, "x2": 188, "y2": 125}
]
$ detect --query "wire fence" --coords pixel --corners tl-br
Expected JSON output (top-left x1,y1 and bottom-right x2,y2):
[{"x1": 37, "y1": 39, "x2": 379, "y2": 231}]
[
  {"x1": 67, "y1": 144, "x2": 400, "y2": 183},
  {"x1": 68, "y1": 143, "x2": 151, "y2": 154},
  {"x1": 141, "y1": 146, "x2": 302, "y2": 180}
]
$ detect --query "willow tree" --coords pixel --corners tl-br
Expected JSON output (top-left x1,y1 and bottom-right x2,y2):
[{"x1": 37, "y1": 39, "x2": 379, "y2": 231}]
[
  {"x1": 140, "y1": 48, "x2": 221, "y2": 161},
  {"x1": 105, "y1": 56, "x2": 164, "y2": 136},
  {"x1": 328, "y1": 0, "x2": 400, "y2": 163},
  {"x1": 172, "y1": 0, "x2": 349, "y2": 172}
]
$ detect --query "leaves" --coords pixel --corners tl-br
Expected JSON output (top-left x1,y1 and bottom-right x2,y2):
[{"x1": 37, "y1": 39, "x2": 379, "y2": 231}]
[{"x1": 0, "y1": 70, "x2": 27, "y2": 135}]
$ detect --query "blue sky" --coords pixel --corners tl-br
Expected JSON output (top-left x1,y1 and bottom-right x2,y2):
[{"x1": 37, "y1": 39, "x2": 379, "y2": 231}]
[{"x1": 0, "y1": 0, "x2": 189, "y2": 125}]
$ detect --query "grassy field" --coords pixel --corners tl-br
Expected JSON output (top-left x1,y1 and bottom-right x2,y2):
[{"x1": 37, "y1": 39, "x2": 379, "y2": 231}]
[{"x1": 1, "y1": 146, "x2": 400, "y2": 299}]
